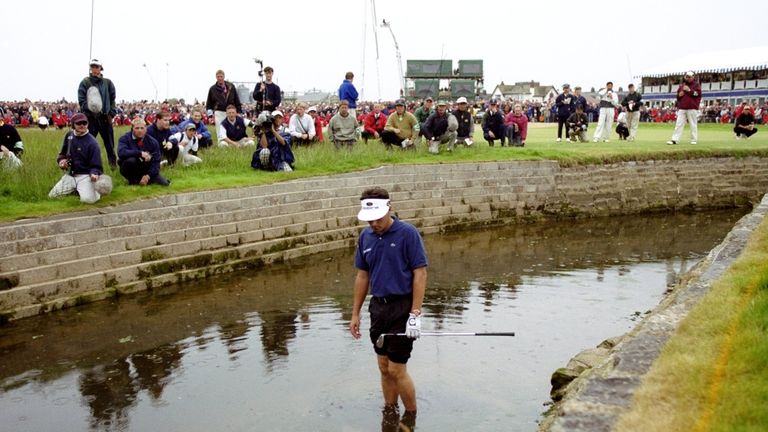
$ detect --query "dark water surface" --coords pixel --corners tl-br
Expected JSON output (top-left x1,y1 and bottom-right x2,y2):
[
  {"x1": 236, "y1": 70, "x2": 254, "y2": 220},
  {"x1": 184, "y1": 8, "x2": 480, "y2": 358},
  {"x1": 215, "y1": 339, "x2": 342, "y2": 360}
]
[{"x1": 0, "y1": 209, "x2": 748, "y2": 431}]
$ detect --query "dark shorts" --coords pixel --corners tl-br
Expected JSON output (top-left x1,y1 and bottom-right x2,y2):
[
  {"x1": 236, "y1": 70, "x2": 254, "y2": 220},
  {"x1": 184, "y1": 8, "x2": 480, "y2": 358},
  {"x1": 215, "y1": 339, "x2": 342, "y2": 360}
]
[{"x1": 369, "y1": 294, "x2": 413, "y2": 364}]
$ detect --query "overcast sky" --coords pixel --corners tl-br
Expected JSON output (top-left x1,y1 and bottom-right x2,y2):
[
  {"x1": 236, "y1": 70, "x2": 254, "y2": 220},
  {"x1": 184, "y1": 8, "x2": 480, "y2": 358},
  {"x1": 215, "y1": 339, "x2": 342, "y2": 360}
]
[{"x1": 4, "y1": 0, "x2": 768, "y2": 104}]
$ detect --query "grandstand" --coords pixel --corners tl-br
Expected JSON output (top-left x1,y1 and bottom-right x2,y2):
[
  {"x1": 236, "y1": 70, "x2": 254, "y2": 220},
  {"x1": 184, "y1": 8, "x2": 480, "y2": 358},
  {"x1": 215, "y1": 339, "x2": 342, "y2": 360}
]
[{"x1": 637, "y1": 46, "x2": 768, "y2": 107}]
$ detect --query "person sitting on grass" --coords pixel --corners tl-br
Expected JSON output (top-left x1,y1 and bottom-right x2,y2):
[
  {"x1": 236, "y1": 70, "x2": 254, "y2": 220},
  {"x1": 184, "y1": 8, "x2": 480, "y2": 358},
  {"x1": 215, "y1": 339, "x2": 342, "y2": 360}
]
[
  {"x1": 615, "y1": 108, "x2": 630, "y2": 140},
  {"x1": 178, "y1": 109, "x2": 212, "y2": 150},
  {"x1": 327, "y1": 101, "x2": 358, "y2": 149},
  {"x1": 288, "y1": 102, "x2": 316, "y2": 146},
  {"x1": 218, "y1": 104, "x2": 255, "y2": 148},
  {"x1": 169, "y1": 123, "x2": 203, "y2": 166},
  {"x1": 422, "y1": 101, "x2": 458, "y2": 154},
  {"x1": 0, "y1": 110, "x2": 24, "y2": 169},
  {"x1": 251, "y1": 110, "x2": 295, "y2": 172},
  {"x1": 117, "y1": 118, "x2": 170, "y2": 186},
  {"x1": 361, "y1": 103, "x2": 387, "y2": 144},
  {"x1": 308, "y1": 106, "x2": 324, "y2": 142},
  {"x1": 146, "y1": 111, "x2": 178, "y2": 166},
  {"x1": 567, "y1": 104, "x2": 589, "y2": 143},
  {"x1": 380, "y1": 99, "x2": 418, "y2": 149},
  {"x1": 48, "y1": 113, "x2": 112, "y2": 203},
  {"x1": 505, "y1": 103, "x2": 529, "y2": 146},
  {"x1": 734, "y1": 105, "x2": 758, "y2": 139}
]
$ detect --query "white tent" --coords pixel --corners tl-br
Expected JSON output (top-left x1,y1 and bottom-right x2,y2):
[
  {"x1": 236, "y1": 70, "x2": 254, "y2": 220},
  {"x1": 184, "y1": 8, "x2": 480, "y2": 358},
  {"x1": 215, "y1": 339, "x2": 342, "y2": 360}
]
[{"x1": 637, "y1": 46, "x2": 768, "y2": 78}]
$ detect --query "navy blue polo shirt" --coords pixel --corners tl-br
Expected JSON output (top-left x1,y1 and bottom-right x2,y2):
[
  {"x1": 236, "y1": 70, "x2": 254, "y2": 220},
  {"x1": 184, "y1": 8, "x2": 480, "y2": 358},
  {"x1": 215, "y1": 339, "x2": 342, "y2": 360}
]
[{"x1": 354, "y1": 218, "x2": 428, "y2": 297}]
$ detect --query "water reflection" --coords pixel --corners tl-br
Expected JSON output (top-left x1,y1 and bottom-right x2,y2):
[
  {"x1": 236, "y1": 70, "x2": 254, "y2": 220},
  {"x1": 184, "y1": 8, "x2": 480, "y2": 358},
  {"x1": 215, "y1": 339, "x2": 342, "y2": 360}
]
[{"x1": 0, "y1": 209, "x2": 748, "y2": 431}]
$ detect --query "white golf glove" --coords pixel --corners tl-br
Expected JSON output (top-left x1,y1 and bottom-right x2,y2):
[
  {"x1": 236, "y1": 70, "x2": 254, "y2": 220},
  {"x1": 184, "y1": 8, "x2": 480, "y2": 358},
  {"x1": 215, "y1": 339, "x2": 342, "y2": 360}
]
[{"x1": 406, "y1": 313, "x2": 421, "y2": 339}]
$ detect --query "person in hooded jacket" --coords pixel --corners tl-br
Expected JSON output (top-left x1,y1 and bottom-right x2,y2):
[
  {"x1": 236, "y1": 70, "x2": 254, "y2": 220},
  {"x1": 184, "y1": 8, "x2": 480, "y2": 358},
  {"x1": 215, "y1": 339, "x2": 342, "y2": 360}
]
[{"x1": 77, "y1": 59, "x2": 117, "y2": 168}]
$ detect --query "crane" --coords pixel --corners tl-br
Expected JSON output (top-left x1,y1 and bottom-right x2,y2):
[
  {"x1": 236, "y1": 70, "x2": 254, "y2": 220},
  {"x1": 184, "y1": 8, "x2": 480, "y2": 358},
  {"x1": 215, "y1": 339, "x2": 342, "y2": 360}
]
[{"x1": 380, "y1": 19, "x2": 405, "y2": 97}]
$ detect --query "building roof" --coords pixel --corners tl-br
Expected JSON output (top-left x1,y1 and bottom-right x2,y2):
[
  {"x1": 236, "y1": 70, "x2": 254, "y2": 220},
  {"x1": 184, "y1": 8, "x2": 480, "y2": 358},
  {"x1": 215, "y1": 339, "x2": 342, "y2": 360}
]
[{"x1": 637, "y1": 46, "x2": 768, "y2": 78}]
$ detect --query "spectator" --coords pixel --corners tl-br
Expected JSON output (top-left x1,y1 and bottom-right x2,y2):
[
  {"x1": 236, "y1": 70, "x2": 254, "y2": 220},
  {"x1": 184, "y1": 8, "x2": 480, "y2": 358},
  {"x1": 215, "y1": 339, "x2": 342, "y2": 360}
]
[
  {"x1": 567, "y1": 104, "x2": 589, "y2": 142},
  {"x1": 169, "y1": 123, "x2": 204, "y2": 166},
  {"x1": 308, "y1": 106, "x2": 324, "y2": 142},
  {"x1": 422, "y1": 101, "x2": 458, "y2": 154},
  {"x1": 621, "y1": 84, "x2": 642, "y2": 141},
  {"x1": 361, "y1": 103, "x2": 387, "y2": 144},
  {"x1": 555, "y1": 84, "x2": 575, "y2": 142},
  {"x1": 251, "y1": 111, "x2": 295, "y2": 172},
  {"x1": 253, "y1": 66, "x2": 281, "y2": 113},
  {"x1": 49, "y1": 113, "x2": 110, "y2": 203},
  {"x1": 667, "y1": 71, "x2": 702, "y2": 145},
  {"x1": 505, "y1": 103, "x2": 529, "y2": 147},
  {"x1": 327, "y1": 101, "x2": 358, "y2": 149},
  {"x1": 206, "y1": 70, "x2": 241, "y2": 143},
  {"x1": 413, "y1": 97, "x2": 434, "y2": 144},
  {"x1": 218, "y1": 105, "x2": 256, "y2": 148},
  {"x1": 0, "y1": 111, "x2": 24, "y2": 169},
  {"x1": 734, "y1": 105, "x2": 758, "y2": 139},
  {"x1": 454, "y1": 97, "x2": 474, "y2": 146},
  {"x1": 482, "y1": 99, "x2": 505, "y2": 147},
  {"x1": 178, "y1": 109, "x2": 212, "y2": 150},
  {"x1": 117, "y1": 118, "x2": 170, "y2": 186},
  {"x1": 287, "y1": 102, "x2": 316, "y2": 146},
  {"x1": 593, "y1": 81, "x2": 619, "y2": 142},
  {"x1": 573, "y1": 86, "x2": 588, "y2": 120},
  {"x1": 615, "y1": 109, "x2": 629, "y2": 140},
  {"x1": 381, "y1": 99, "x2": 418, "y2": 149},
  {"x1": 146, "y1": 111, "x2": 178, "y2": 166},
  {"x1": 338, "y1": 72, "x2": 359, "y2": 118},
  {"x1": 78, "y1": 58, "x2": 117, "y2": 167}
]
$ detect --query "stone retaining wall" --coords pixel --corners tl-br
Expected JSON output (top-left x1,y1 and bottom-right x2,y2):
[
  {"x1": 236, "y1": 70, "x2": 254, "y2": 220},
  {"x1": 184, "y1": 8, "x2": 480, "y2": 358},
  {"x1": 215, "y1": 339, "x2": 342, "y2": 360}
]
[{"x1": 1, "y1": 157, "x2": 767, "y2": 321}]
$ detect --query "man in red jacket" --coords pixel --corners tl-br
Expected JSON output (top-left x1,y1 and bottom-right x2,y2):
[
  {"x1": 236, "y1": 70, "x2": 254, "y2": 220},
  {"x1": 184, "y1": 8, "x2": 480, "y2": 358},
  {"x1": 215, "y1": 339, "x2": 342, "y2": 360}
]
[
  {"x1": 362, "y1": 103, "x2": 387, "y2": 144},
  {"x1": 308, "y1": 106, "x2": 324, "y2": 142},
  {"x1": 667, "y1": 71, "x2": 702, "y2": 145}
]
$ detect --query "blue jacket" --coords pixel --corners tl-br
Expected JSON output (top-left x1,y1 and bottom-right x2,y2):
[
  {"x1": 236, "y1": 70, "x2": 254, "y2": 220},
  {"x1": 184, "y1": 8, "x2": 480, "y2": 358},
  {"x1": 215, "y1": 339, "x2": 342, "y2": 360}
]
[
  {"x1": 251, "y1": 132, "x2": 294, "y2": 171},
  {"x1": 56, "y1": 131, "x2": 103, "y2": 176},
  {"x1": 146, "y1": 123, "x2": 173, "y2": 147},
  {"x1": 252, "y1": 82, "x2": 282, "y2": 111},
  {"x1": 555, "y1": 93, "x2": 576, "y2": 118},
  {"x1": 422, "y1": 112, "x2": 449, "y2": 140},
  {"x1": 118, "y1": 132, "x2": 162, "y2": 178},
  {"x1": 338, "y1": 80, "x2": 358, "y2": 109},
  {"x1": 482, "y1": 110, "x2": 505, "y2": 135},
  {"x1": 178, "y1": 119, "x2": 211, "y2": 141}
]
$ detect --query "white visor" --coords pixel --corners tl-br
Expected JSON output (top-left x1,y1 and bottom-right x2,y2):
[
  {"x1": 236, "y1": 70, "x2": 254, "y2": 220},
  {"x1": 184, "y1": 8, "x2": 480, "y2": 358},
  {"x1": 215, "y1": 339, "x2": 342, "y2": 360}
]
[{"x1": 358, "y1": 198, "x2": 390, "y2": 221}]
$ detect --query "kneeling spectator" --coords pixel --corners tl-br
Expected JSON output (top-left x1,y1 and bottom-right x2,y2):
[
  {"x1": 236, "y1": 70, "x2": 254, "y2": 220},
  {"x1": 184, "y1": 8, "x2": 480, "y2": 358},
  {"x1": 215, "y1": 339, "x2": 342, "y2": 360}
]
[
  {"x1": 422, "y1": 101, "x2": 458, "y2": 154},
  {"x1": 251, "y1": 111, "x2": 295, "y2": 172},
  {"x1": 505, "y1": 103, "x2": 529, "y2": 146},
  {"x1": 179, "y1": 109, "x2": 212, "y2": 149},
  {"x1": 288, "y1": 103, "x2": 316, "y2": 145},
  {"x1": 308, "y1": 106, "x2": 323, "y2": 142},
  {"x1": 146, "y1": 112, "x2": 179, "y2": 166},
  {"x1": 482, "y1": 99, "x2": 505, "y2": 146},
  {"x1": 454, "y1": 97, "x2": 474, "y2": 146},
  {"x1": 615, "y1": 109, "x2": 629, "y2": 140},
  {"x1": 170, "y1": 123, "x2": 204, "y2": 166},
  {"x1": 380, "y1": 99, "x2": 417, "y2": 148},
  {"x1": 0, "y1": 112, "x2": 24, "y2": 169},
  {"x1": 48, "y1": 113, "x2": 111, "y2": 203},
  {"x1": 361, "y1": 103, "x2": 387, "y2": 144},
  {"x1": 118, "y1": 118, "x2": 170, "y2": 186},
  {"x1": 218, "y1": 104, "x2": 255, "y2": 147},
  {"x1": 734, "y1": 106, "x2": 758, "y2": 139},
  {"x1": 567, "y1": 105, "x2": 589, "y2": 142}
]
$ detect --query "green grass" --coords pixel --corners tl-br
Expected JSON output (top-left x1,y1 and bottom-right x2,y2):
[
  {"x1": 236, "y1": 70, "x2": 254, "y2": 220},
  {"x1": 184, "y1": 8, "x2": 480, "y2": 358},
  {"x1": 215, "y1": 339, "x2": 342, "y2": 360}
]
[
  {"x1": 615, "y1": 217, "x2": 768, "y2": 432},
  {"x1": 1, "y1": 122, "x2": 767, "y2": 222}
]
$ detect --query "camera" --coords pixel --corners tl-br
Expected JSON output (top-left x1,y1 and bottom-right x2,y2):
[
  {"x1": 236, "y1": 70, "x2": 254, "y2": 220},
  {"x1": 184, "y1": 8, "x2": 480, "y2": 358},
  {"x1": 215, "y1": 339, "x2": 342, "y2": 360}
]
[{"x1": 254, "y1": 110, "x2": 273, "y2": 127}]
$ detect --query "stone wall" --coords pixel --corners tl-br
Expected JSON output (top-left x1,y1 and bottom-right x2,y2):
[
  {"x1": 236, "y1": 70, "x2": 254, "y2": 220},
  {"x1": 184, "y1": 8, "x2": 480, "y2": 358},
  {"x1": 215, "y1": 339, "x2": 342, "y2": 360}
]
[{"x1": 1, "y1": 157, "x2": 767, "y2": 321}]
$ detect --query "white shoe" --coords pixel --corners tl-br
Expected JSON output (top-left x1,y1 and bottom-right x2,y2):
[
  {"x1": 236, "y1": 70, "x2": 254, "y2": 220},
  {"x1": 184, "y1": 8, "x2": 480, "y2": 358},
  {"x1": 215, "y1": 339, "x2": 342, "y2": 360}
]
[
  {"x1": 593, "y1": 138, "x2": 599, "y2": 143},
  {"x1": 690, "y1": 141, "x2": 697, "y2": 145},
  {"x1": 428, "y1": 141, "x2": 439, "y2": 154},
  {"x1": 666, "y1": 140, "x2": 677, "y2": 145},
  {"x1": 565, "y1": 138, "x2": 571, "y2": 142},
  {"x1": 735, "y1": 135, "x2": 741, "y2": 140},
  {"x1": 556, "y1": 138, "x2": 561, "y2": 142},
  {"x1": 603, "y1": 139, "x2": 610, "y2": 143}
]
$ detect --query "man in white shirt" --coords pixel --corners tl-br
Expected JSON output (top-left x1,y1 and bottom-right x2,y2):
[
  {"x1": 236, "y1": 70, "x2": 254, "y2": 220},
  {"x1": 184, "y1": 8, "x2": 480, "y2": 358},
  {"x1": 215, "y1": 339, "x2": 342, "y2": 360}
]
[
  {"x1": 288, "y1": 103, "x2": 316, "y2": 145},
  {"x1": 593, "y1": 81, "x2": 619, "y2": 142}
]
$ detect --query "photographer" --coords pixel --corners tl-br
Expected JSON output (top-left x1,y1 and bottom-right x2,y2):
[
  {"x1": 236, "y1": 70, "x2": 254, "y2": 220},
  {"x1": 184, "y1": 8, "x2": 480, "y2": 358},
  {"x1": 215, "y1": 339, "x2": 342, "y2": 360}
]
[
  {"x1": 251, "y1": 110, "x2": 295, "y2": 172},
  {"x1": 567, "y1": 104, "x2": 589, "y2": 142},
  {"x1": 77, "y1": 59, "x2": 117, "y2": 168},
  {"x1": 49, "y1": 113, "x2": 110, "y2": 203},
  {"x1": 593, "y1": 81, "x2": 619, "y2": 142},
  {"x1": 253, "y1": 66, "x2": 282, "y2": 113}
]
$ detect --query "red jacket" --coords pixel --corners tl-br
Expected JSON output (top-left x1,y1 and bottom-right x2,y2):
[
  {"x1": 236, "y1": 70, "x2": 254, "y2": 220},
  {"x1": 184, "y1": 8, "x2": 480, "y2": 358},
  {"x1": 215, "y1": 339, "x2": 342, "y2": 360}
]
[
  {"x1": 675, "y1": 80, "x2": 702, "y2": 110},
  {"x1": 504, "y1": 112, "x2": 528, "y2": 140},
  {"x1": 313, "y1": 116, "x2": 323, "y2": 141},
  {"x1": 363, "y1": 112, "x2": 387, "y2": 135}
]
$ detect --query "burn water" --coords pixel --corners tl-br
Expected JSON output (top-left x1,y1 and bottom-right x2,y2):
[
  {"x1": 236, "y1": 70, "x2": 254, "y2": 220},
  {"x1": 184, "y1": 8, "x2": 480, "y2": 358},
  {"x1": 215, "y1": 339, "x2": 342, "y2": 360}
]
[{"x1": 0, "y1": 208, "x2": 747, "y2": 431}]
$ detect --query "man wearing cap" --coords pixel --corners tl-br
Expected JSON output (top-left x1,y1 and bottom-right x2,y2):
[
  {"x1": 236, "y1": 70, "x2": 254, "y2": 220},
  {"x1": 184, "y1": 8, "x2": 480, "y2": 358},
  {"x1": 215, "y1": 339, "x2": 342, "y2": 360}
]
[
  {"x1": 667, "y1": 71, "x2": 702, "y2": 145},
  {"x1": 0, "y1": 110, "x2": 24, "y2": 169},
  {"x1": 178, "y1": 109, "x2": 213, "y2": 150},
  {"x1": 251, "y1": 110, "x2": 295, "y2": 171},
  {"x1": 422, "y1": 101, "x2": 458, "y2": 154},
  {"x1": 338, "y1": 72, "x2": 359, "y2": 118},
  {"x1": 593, "y1": 81, "x2": 619, "y2": 143},
  {"x1": 49, "y1": 113, "x2": 108, "y2": 203},
  {"x1": 381, "y1": 100, "x2": 418, "y2": 149},
  {"x1": 361, "y1": 104, "x2": 388, "y2": 144},
  {"x1": 482, "y1": 99, "x2": 505, "y2": 147},
  {"x1": 327, "y1": 101, "x2": 358, "y2": 149},
  {"x1": 206, "y1": 70, "x2": 242, "y2": 143},
  {"x1": 733, "y1": 105, "x2": 758, "y2": 139},
  {"x1": 287, "y1": 103, "x2": 316, "y2": 146},
  {"x1": 621, "y1": 84, "x2": 643, "y2": 141},
  {"x1": 219, "y1": 104, "x2": 256, "y2": 148},
  {"x1": 78, "y1": 58, "x2": 117, "y2": 168},
  {"x1": 567, "y1": 104, "x2": 589, "y2": 142},
  {"x1": 308, "y1": 106, "x2": 324, "y2": 142},
  {"x1": 169, "y1": 123, "x2": 204, "y2": 166},
  {"x1": 413, "y1": 98, "x2": 434, "y2": 144},
  {"x1": 555, "y1": 84, "x2": 575, "y2": 142},
  {"x1": 117, "y1": 118, "x2": 170, "y2": 186},
  {"x1": 349, "y1": 186, "x2": 427, "y2": 426},
  {"x1": 454, "y1": 97, "x2": 474, "y2": 146},
  {"x1": 253, "y1": 66, "x2": 282, "y2": 114}
]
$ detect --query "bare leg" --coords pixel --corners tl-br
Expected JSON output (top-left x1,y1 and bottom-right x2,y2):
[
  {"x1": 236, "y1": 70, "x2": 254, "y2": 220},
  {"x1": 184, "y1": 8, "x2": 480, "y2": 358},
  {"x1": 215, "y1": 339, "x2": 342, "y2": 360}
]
[{"x1": 377, "y1": 355, "x2": 399, "y2": 406}]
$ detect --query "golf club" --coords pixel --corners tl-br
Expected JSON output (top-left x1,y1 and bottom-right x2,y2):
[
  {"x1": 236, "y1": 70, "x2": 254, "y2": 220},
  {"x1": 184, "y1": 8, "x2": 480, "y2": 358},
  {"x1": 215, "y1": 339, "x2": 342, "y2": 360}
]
[{"x1": 375, "y1": 332, "x2": 515, "y2": 348}]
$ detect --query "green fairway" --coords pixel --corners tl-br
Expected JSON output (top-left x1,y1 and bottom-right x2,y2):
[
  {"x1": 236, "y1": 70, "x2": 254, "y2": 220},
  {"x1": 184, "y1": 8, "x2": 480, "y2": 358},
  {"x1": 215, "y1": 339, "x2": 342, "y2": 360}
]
[{"x1": 1, "y1": 122, "x2": 766, "y2": 222}]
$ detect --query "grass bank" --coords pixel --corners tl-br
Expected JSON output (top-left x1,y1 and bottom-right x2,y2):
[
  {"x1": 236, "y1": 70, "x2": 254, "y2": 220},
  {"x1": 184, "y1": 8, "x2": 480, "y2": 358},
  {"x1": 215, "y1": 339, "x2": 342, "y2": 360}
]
[
  {"x1": 615, "y1": 216, "x2": 768, "y2": 432},
  {"x1": 1, "y1": 122, "x2": 767, "y2": 222}
]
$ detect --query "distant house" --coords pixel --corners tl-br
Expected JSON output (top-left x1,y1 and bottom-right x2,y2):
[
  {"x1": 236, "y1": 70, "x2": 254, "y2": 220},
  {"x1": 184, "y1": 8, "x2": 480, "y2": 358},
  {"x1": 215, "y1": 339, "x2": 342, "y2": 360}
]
[{"x1": 490, "y1": 81, "x2": 558, "y2": 103}]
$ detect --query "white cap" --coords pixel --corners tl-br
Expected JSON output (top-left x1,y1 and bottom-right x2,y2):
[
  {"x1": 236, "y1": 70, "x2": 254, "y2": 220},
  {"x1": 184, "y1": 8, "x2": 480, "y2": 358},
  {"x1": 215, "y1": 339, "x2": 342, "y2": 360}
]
[
  {"x1": 307, "y1": 106, "x2": 318, "y2": 112},
  {"x1": 89, "y1": 58, "x2": 103, "y2": 69},
  {"x1": 685, "y1": 71, "x2": 694, "y2": 77},
  {"x1": 456, "y1": 97, "x2": 468, "y2": 104},
  {"x1": 271, "y1": 110, "x2": 283, "y2": 117},
  {"x1": 357, "y1": 198, "x2": 390, "y2": 221}
]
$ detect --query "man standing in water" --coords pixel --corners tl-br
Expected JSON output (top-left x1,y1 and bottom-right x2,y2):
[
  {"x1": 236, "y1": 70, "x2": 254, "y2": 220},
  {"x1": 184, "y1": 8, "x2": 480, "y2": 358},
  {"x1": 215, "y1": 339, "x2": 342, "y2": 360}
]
[{"x1": 349, "y1": 187, "x2": 428, "y2": 429}]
